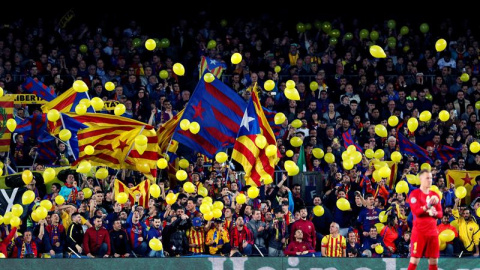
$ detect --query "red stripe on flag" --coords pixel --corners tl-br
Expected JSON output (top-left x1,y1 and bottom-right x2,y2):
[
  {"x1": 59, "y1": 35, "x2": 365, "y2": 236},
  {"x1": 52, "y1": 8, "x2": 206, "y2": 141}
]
[
  {"x1": 211, "y1": 106, "x2": 240, "y2": 134},
  {"x1": 0, "y1": 140, "x2": 11, "y2": 146},
  {"x1": 204, "y1": 127, "x2": 236, "y2": 146},
  {"x1": 72, "y1": 114, "x2": 151, "y2": 127},
  {"x1": 205, "y1": 83, "x2": 244, "y2": 117},
  {"x1": 78, "y1": 134, "x2": 122, "y2": 148},
  {"x1": 128, "y1": 150, "x2": 159, "y2": 160},
  {"x1": 177, "y1": 130, "x2": 216, "y2": 156},
  {"x1": 78, "y1": 126, "x2": 134, "y2": 139}
]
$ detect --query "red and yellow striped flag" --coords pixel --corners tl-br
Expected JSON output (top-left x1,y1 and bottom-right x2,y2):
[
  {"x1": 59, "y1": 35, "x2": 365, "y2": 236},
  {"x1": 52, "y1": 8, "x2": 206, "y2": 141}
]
[
  {"x1": 114, "y1": 179, "x2": 150, "y2": 208},
  {"x1": 41, "y1": 87, "x2": 92, "y2": 113},
  {"x1": 232, "y1": 88, "x2": 279, "y2": 187},
  {"x1": 0, "y1": 96, "x2": 15, "y2": 152},
  {"x1": 158, "y1": 109, "x2": 184, "y2": 154}
]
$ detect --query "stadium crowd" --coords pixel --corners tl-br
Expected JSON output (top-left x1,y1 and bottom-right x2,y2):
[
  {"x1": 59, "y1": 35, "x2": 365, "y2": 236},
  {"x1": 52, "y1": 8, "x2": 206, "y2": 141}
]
[{"x1": 1, "y1": 11, "x2": 480, "y2": 259}]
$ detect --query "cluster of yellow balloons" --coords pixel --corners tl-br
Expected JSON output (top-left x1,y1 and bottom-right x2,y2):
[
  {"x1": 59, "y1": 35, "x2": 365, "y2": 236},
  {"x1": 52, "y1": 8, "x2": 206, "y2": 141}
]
[
  {"x1": 341, "y1": 145, "x2": 363, "y2": 170},
  {"x1": 179, "y1": 119, "x2": 200, "y2": 134},
  {"x1": 200, "y1": 197, "x2": 224, "y2": 220},
  {"x1": 284, "y1": 160, "x2": 300, "y2": 176},
  {"x1": 284, "y1": 80, "x2": 300, "y2": 100}
]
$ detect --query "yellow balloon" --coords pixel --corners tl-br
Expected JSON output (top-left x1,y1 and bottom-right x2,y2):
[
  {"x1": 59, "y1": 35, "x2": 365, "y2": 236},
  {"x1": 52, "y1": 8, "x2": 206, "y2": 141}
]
[
  {"x1": 388, "y1": 116, "x2": 399, "y2": 127},
  {"x1": 379, "y1": 211, "x2": 388, "y2": 223},
  {"x1": 150, "y1": 184, "x2": 161, "y2": 198},
  {"x1": 343, "y1": 159, "x2": 354, "y2": 170},
  {"x1": 373, "y1": 161, "x2": 387, "y2": 170},
  {"x1": 395, "y1": 181, "x2": 409, "y2": 194},
  {"x1": 117, "y1": 192, "x2": 129, "y2": 204},
  {"x1": 204, "y1": 211, "x2": 214, "y2": 221},
  {"x1": 378, "y1": 166, "x2": 391, "y2": 178},
  {"x1": 6, "y1": 119, "x2": 16, "y2": 132},
  {"x1": 73, "y1": 80, "x2": 88, "y2": 92},
  {"x1": 55, "y1": 195, "x2": 65, "y2": 205},
  {"x1": 31, "y1": 211, "x2": 40, "y2": 222},
  {"x1": 274, "y1": 66, "x2": 281, "y2": 73},
  {"x1": 290, "y1": 137, "x2": 303, "y2": 147},
  {"x1": 374, "y1": 149, "x2": 385, "y2": 160},
  {"x1": 135, "y1": 135, "x2": 148, "y2": 146},
  {"x1": 351, "y1": 151, "x2": 363, "y2": 164},
  {"x1": 264, "y1": 80, "x2": 275, "y2": 91},
  {"x1": 421, "y1": 163, "x2": 431, "y2": 171},
  {"x1": 435, "y1": 39, "x2": 447, "y2": 52},
  {"x1": 36, "y1": 206, "x2": 48, "y2": 219},
  {"x1": 200, "y1": 203, "x2": 212, "y2": 214},
  {"x1": 365, "y1": 149, "x2": 374, "y2": 159},
  {"x1": 41, "y1": 168, "x2": 54, "y2": 185},
  {"x1": 11, "y1": 204, "x2": 23, "y2": 217},
  {"x1": 47, "y1": 109, "x2": 60, "y2": 122},
  {"x1": 231, "y1": 53, "x2": 242, "y2": 64},
  {"x1": 313, "y1": 205, "x2": 324, "y2": 217},
  {"x1": 284, "y1": 160, "x2": 296, "y2": 172},
  {"x1": 176, "y1": 170, "x2": 188, "y2": 181},
  {"x1": 114, "y1": 104, "x2": 126, "y2": 116},
  {"x1": 265, "y1": 145, "x2": 277, "y2": 157},
  {"x1": 407, "y1": 117, "x2": 418, "y2": 132},
  {"x1": 312, "y1": 148, "x2": 324, "y2": 159},
  {"x1": 59, "y1": 129, "x2": 72, "y2": 141},
  {"x1": 284, "y1": 87, "x2": 300, "y2": 100},
  {"x1": 212, "y1": 201, "x2": 223, "y2": 211},
  {"x1": 173, "y1": 63, "x2": 185, "y2": 76},
  {"x1": 236, "y1": 193, "x2": 246, "y2": 204},
  {"x1": 0, "y1": 86, "x2": 3, "y2": 98},
  {"x1": 324, "y1": 153, "x2": 335, "y2": 164},
  {"x1": 375, "y1": 124, "x2": 387, "y2": 138},
  {"x1": 178, "y1": 159, "x2": 189, "y2": 169},
  {"x1": 198, "y1": 187, "x2": 208, "y2": 197},
  {"x1": 22, "y1": 190, "x2": 35, "y2": 204},
  {"x1": 149, "y1": 238, "x2": 163, "y2": 251},
  {"x1": 75, "y1": 104, "x2": 87, "y2": 115},
  {"x1": 183, "y1": 182, "x2": 195, "y2": 193},
  {"x1": 77, "y1": 161, "x2": 92, "y2": 173},
  {"x1": 83, "y1": 187, "x2": 93, "y2": 199},
  {"x1": 262, "y1": 174, "x2": 273, "y2": 185},
  {"x1": 391, "y1": 151, "x2": 402, "y2": 163},
  {"x1": 145, "y1": 39, "x2": 156, "y2": 51},
  {"x1": 287, "y1": 165, "x2": 299, "y2": 176},
  {"x1": 477, "y1": 208, "x2": 480, "y2": 218},
  {"x1": 40, "y1": 200, "x2": 53, "y2": 211},
  {"x1": 91, "y1": 97, "x2": 104, "y2": 111},
  {"x1": 204, "y1": 73, "x2": 215, "y2": 83},
  {"x1": 3, "y1": 212, "x2": 12, "y2": 225},
  {"x1": 370, "y1": 45, "x2": 386, "y2": 58},
  {"x1": 375, "y1": 223, "x2": 385, "y2": 233},
  {"x1": 286, "y1": 80, "x2": 296, "y2": 89},
  {"x1": 439, "y1": 110, "x2": 450, "y2": 122},
  {"x1": 439, "y1": 229, "x2": 455, "y2": 242},
  {"x1": 375, "y1": 245, "x2": 384, "y2": 254},
  {"x1": 274, "y1": 113, "x2": 286, "y2": 125},
  {"x1": 85, "y1": 145, "x2": 95, "y2": 155},
  {"x1": 255, "y1": 135, "x2": 267, "y2": 149},
  {"x1": 470, "y1": 142, "x2": 480, "y2": 153},
  {"x1": 310, "y1": 81, "x2": 319, "y2": 91},
  {"x1": 10, "y1": 216, "x2": 21, "y2": 228},
  {"x1": 336, "y1": 198, "x2": 351, "y2": 211},
  {"x1": 80, "y1": 98, "x2": 91, "y2": 107},
  {"x1": 157, "y1": 158, "x2": 168, "y2": 169},
  {"x1": 22, "y1": 170, "x2": 33, "y2": 185},
  {"x1": 291, "y1": 119, "x2": 302, "y2": 128},
  {"x1": 215, "y1": 152, "x2": 228, "y2": 163},
  {"x1": 189, "y1": 121, "x2": 200, "y2": 134},
  {"x1": 212, "y1": 208, "x2": 223, "y2": 219},
  {"x1": 419, "y1": 111, "x2": 432, "y2": 122},
  {"x1": 105, "y1": 81, "x2": 115, "y2": 91},
  {"x1": 95, "y1": 168, "x2": 109, "y2": 179},
  {"x1": 166, "y1": 193, "x2": 177, "y2": 205},
  {"x1": 455, "y1": 186, "x2": 467, "y2": 199},
  {"x1": 460, "y1": 73, "x2": 470, "y2": 82},
  {"x1": 247, "y1": 186, "x2": 259, "y2": 199},
  {"x1": 439, "y1": 241, "x2": 446, "y2": 251}
]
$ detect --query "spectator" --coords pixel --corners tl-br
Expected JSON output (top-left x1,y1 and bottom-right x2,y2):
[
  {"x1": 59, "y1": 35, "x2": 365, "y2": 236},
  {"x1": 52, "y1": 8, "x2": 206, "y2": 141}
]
[
  {"x1": 110, "y1": 219, "x2": 131, "y2": 258},
  {"x1": 321, "y1": 222, "x2": 346, "y2": 257},
  {"x1": 284, "y1": 229, "x2": 315, "y2": 257},
  {"x1": 229, "y1": 216, "x2": 254, "y2": 256},
  {"x1": 83, "y1": 216, "x2": 111, "y2": 258}
]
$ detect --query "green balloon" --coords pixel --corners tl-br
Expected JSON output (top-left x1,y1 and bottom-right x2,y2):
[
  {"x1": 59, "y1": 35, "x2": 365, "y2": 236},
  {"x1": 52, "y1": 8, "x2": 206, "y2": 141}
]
[
  {"x1": 159, "y1": 70, "x2": 168, "y2": 79},
  {"x1": 314, "y1": 20, "x2": 322, "y2": 30},
  {"x1": 370, "y1": 31, "x2": 379, "y2": 41},
  {"x1": 305, "y1": 23, "x2": 312, "y2": 31},
  {"x1": 79, "y1": 44, "x2": 87, "y2": 53},
  {"x1": 359, "y1": 29, "x2": 369, "y2": 40},
  {"x1": 329, "y1": 37, "x2": 338, "y2": 46},
  {"x1": 160, "y1": 38, "x2": 170, "y2": 48},
  {"x1": 153, "y1": 38, "x2": 160, "y2": 48},
  {"x1": 330, "y1": 29, "x2": 340, "y2": 38},
  {"x1": 296, "y1": 22, "x2": 305, "y2": 33},
  {"x1": 220, "y1": 19, "x2": 227, "y2": 27},
  {"x1": 207, "y1": 40, "x2": 217, "y2": 49},
  {"x1": 322, "y1": 22, "x2": 332, "y2": 33},
  {"x1": 388, "y1": 36, "x2": 396, "y2": 43},
  {"x1": 344, "y1": 32, "x2": 353, "y2": 41},
  {"x1": 132, "y1": 38, "x2": 141, "y2": 48},
  {"x1": 387, "y1": 20, "x2": 396, "y2": 29},
  {"x1": 388, "y1": 40, "x2": 396, "y2": 48},
  {"x1": 400, "y1": 26, "x2": 409, "y2": 35},
  {"x1": 420, "y1": 23, "x2": 429, "y2": 34}
]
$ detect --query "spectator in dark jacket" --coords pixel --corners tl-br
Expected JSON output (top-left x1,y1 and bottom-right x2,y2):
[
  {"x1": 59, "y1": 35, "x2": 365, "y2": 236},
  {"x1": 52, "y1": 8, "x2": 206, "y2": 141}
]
[{"x1": 109, "y1": 219, "x2": 131, "y2": 258}]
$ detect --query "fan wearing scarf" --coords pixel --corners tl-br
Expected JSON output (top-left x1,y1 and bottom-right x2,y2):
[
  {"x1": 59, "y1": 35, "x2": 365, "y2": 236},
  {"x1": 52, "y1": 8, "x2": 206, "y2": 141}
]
[{"x1": 13, "y1": 225, "x2": 43, "y2": 258}]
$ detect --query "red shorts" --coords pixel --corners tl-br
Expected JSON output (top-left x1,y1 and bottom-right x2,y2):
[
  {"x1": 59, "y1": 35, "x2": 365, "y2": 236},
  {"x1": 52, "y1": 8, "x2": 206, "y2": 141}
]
[{"x1": 410, "y1": 230, "x2": 439, "y2": 258}]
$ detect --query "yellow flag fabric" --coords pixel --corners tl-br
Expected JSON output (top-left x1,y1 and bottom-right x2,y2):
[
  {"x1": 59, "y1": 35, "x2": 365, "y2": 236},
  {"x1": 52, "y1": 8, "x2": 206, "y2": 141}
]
[
  {"x1": 446, "y1": 170, "x2": 480, "y2": 204},
  {"x1": 0, "y1": 96, "x2": 15, "y2": 152},
  {"x1": 158, "y1": 109, "x2": 184, "y2": 154},
  {"x1": 114, "y1": 179, "x2": 150, "y2": 208}
]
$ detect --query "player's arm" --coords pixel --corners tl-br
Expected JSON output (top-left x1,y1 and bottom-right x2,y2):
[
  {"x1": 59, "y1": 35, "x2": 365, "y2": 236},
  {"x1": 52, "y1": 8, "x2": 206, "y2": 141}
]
[{"x1": 409, "y1": 192, "x2": 430, "y2": 217}]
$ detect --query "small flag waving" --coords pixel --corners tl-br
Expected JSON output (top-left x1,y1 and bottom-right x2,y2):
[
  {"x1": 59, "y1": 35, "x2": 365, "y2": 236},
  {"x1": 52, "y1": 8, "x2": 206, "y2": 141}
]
[
  {"x1": 158, "y1": 109, "x2": 184, "y2": 154},
  {"x1": 398, "y1": 133, "x2": 432, "y2": 164},
  {"x1": 22, "y1": 77, "x2": 57, "y2": 102},
  {"x1": 199, "y1": 56, "x2": 226, "y2": 79},
  {"x1": 114, "y1": 179, "x2": 150, "y2": 208},
  {"x1": 41, "y1": 87, "x2": 94, "y2": 113},
  {"x1": 342, "y1": 129, "x2": 363, "y2": 152}
]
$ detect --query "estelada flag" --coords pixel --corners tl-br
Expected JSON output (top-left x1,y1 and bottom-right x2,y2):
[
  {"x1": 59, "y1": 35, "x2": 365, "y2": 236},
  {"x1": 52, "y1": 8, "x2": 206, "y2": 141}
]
[
  {"x1": 114, "y1": 179, "x2": 150, "y2": 208},
  {"x1": 446, "y1": 170, "x2": 480, "y2": 204},
  {"x1": 0, "y1": 95, "x2": 15, "y2": 153}
]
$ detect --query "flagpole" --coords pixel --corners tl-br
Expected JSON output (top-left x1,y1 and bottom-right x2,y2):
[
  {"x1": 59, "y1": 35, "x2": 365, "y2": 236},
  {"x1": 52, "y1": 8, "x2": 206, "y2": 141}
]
[
  {"x1": 59, "y1": 113, "x2": 76, "y2": 161},
  {"x1": 85, "y1": 92, "x2": 97, "y2": 114},
  {"x1": 123, "y1": 125, "x2": 146, "y2": 164}
]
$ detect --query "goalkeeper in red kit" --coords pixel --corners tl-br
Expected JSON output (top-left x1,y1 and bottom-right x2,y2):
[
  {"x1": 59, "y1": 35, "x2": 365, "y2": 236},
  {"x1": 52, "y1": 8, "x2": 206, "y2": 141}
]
[{"x1": 407, "y1": 169, "x2": 443, "y2": 270}]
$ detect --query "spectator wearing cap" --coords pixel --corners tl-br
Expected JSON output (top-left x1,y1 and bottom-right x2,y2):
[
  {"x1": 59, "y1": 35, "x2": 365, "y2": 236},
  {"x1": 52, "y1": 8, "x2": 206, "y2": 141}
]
[
  {"x1": 147, "y1": 216, "x2": 164, "y2": 257},
  {"x1": 206, "y1": 218, "x2": 230, "y2": 255},
  {"x1": 186, "y1": 217, "x2": 206, "y2": 255},
  {"x1": 229, "y1": 216, "x2": 254, "y2": 256}
]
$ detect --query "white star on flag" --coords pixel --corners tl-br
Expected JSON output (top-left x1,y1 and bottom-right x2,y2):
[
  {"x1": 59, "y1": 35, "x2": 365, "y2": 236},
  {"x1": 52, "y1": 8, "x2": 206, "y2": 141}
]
[
  {"x1": 240, "y1": 107, "x2": 255, "y2": 131},
  {"x1": 209, "y1": 59, "x2": 217, "y2": 65}
]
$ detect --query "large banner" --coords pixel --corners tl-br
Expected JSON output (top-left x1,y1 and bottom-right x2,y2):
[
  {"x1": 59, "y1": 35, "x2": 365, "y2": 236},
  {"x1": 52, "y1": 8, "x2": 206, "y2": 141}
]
[{"x1": 0, "y1": 95, "x2": 15, "y2": 152}]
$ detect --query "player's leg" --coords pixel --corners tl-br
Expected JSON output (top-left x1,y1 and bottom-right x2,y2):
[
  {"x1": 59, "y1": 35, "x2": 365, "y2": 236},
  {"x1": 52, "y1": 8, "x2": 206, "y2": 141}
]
[
  {"x1": 408, "y1": 231, "x2": 425, "y2": 270},
  {"x1": 425, "y1": 234, "x2": 440, "y2": 270},
  {"x1": 427, "y1": 258, "x2": 439, "y2": 270}
]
